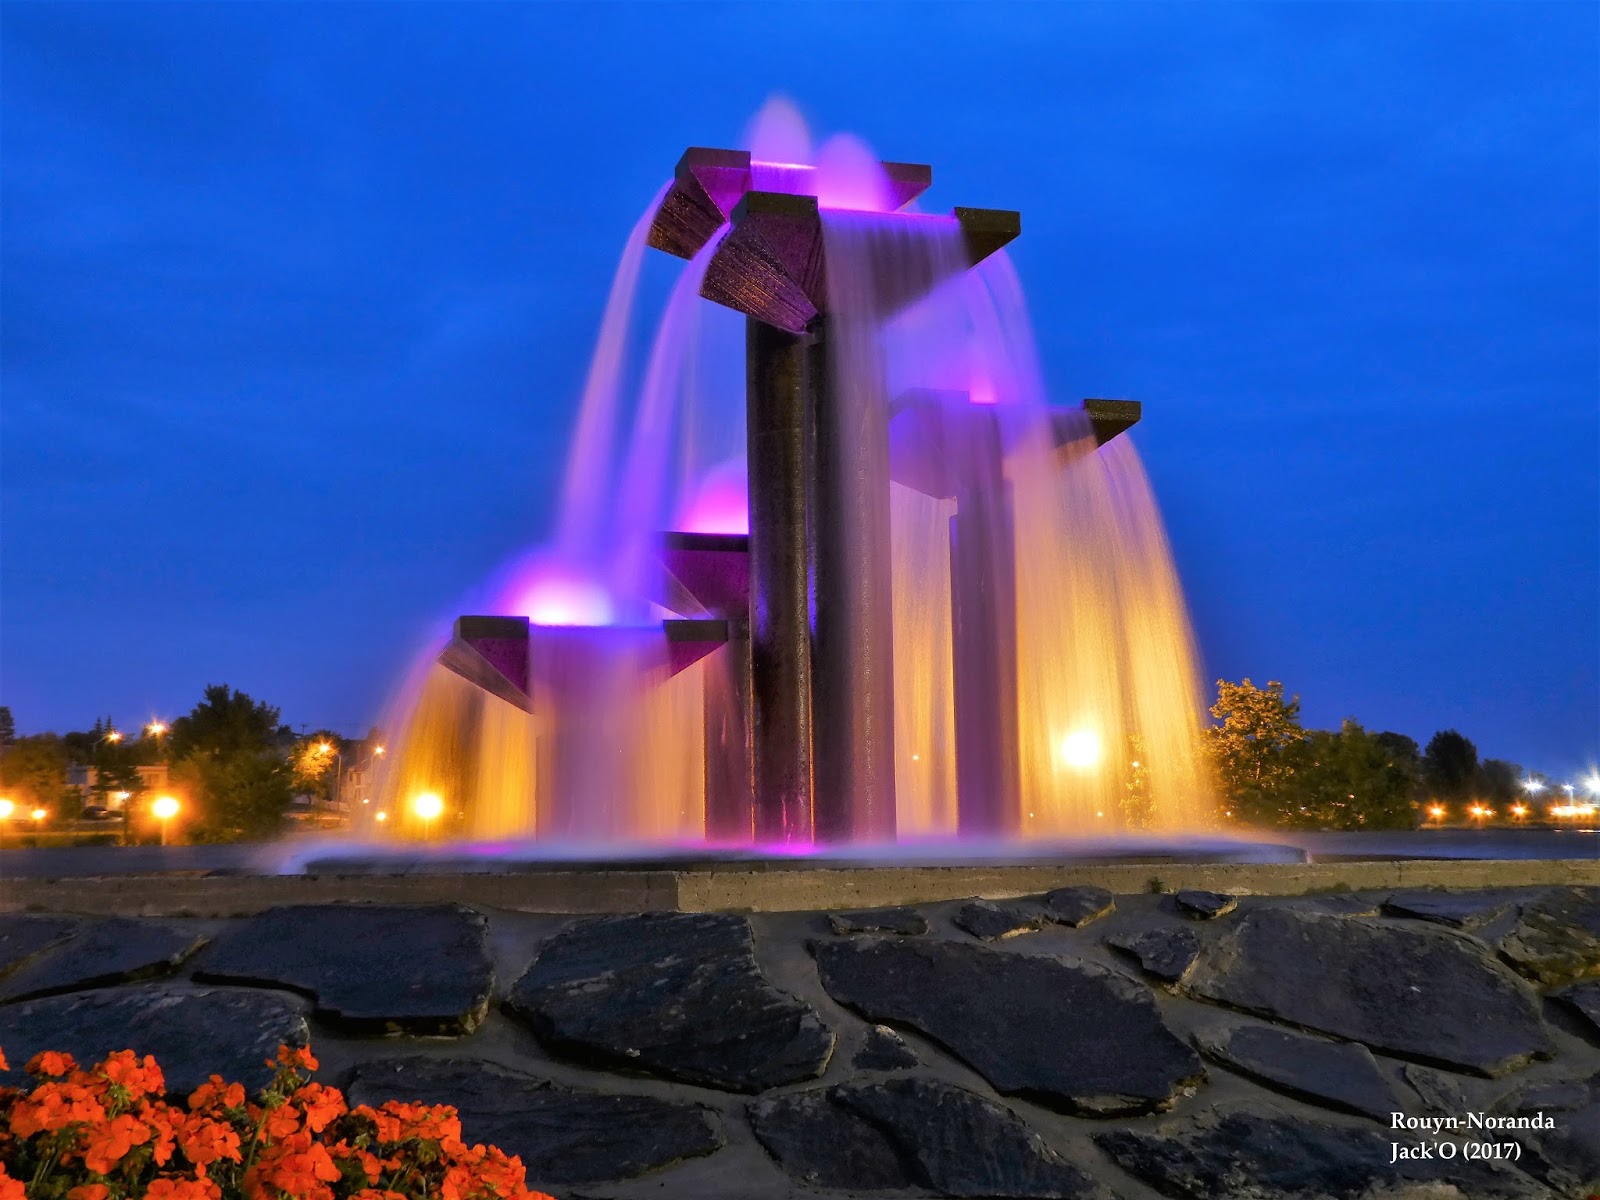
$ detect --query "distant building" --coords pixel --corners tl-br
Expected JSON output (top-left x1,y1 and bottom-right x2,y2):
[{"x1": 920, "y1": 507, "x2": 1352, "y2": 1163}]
[{"x1": 65, "y1": 764, "x2": 170, "y2": 809}]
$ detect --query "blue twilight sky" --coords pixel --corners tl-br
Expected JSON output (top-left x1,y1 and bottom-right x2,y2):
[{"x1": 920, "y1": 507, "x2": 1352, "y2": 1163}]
[{"x1": 2, "y1": 2, "x2": 1596, "y2": 776}]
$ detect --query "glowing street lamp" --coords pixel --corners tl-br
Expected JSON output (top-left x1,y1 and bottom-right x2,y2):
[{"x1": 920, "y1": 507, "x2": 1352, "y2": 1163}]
[
  {"x1": 1583, "y1": 771, "x2": 1600, "y2": 798},
  {"x1": 29, "y1": 808, "x2": 46, "y2": 824},
  {"x1": 145, "y1": 721, "x2": 168, "y2": 738},
  {"x1": 151, "y1": 795, "x2": 180, "y2": 845},
  {"x1": 412, "y1": 791, "x2": 444, "y2": 839},
  {"x1": 1511, "y1": 803, "x2": 1528, "y2": 820},
  {"x1": 0, "y1": 797, "x2": 11, "y2": 853},
  {"x1": 1521, "y1": 778, "x2": 1544, "y2": 796},
  {"x1": 1428, "y1": 804, "x2": 1446, "y2": 824}
]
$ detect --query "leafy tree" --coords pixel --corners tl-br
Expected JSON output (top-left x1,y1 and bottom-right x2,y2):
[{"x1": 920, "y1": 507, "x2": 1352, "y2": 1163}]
[
  {"x1": 158, "y1": 686, "x2": 296, "y2": 842},
  {"x1": 1294, "y1": 720, "x2": 1418, "y2": 830},
  {"x1": 0, "y1": 735, "x2": 71, "y2": 811},
  {"x1": 1422, "y1": 730, "x2": 1478, "y2": 803},
  {"x1": 172, "y1": 751, "x2": 293, "y2": 843},
  {"x1": 1207, "y1": 679, "x2": 1305, "y2": 823},
  {"x1": 167, "y1": 686, "x2": 289, "y2": 761},
  {"x1": 1475, "y1": 758, "x2": 1522, "y2": 807},
  {"x1": 291, "y1": 730, "x2": 348, "y2": 804},
  {"x1": 0, "y1": 706, "x2": 14, "y2": 750}
]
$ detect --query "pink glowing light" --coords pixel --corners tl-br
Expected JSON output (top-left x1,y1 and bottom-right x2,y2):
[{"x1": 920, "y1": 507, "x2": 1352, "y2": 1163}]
[
  {"x1": 507, "y1": 562, "x2": 615, "y2": 627},
  {"x1": 745, "y1": 95, "x2": 812, "y2": 166},
  {"x1": 677, "y1": 461, "x2": 749, "y2": 535},
  {"x1": 814, "y1": 134, "x2": 893, "y2": 213}
]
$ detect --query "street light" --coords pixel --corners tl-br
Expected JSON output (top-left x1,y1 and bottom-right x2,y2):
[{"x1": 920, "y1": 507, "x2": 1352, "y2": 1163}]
[
  {"x1": 151, "y1": 795, "x2": 179, "y2": 845},
  {"x1": 0, "y1": 798, "x2": 12, "y2": 853},
  {"x1": 145, "y1": 721, "x2": 168, "y2": 738}
]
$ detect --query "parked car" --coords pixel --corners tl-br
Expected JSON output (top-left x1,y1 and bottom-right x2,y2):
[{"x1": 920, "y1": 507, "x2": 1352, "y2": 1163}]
[{"x1": 79, "y1": 805, "x2": 116, "y2": 821}]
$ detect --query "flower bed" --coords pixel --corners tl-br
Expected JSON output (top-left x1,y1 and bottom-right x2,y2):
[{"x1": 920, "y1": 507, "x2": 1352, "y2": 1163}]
[{"x1": 0, "y1": 1044, "x2": 555, "y2": 1199}]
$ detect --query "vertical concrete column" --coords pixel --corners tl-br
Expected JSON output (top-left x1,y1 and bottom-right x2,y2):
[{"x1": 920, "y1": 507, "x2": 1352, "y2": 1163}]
[
  {"x1": 746, "y1": 318, "x2": 814, "y2": 843},
  {"x1": 808, "y1": 322, "x2": 898, "y2": 843}
]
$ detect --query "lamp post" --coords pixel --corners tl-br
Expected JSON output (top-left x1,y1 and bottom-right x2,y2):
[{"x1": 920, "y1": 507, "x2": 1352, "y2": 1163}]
[
  {"x1": 0, "y1": 797, "x2": 12, "y2": 853},
  {"x1": 151, "y1": 795, "x2": 179, "y2": 846}
]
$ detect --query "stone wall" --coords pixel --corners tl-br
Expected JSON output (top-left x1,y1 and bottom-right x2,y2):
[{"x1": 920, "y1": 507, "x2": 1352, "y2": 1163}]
[{"x1": 0, "y1": 885, "x2": 1597, "y2": 1198}]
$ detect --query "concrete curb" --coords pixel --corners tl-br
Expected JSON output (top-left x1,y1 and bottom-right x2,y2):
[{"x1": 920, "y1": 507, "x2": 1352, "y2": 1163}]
[{"x1": 2, "y1": 857, "x2": 1596, "y2": 917}]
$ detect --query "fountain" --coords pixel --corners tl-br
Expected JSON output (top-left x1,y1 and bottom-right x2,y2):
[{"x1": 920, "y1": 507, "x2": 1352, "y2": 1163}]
[{"x1": 371, "y1": 112, "x2": 1216, "y2": 852}]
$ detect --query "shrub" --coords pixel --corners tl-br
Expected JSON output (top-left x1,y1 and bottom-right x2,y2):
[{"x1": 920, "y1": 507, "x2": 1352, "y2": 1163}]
[{"x1": 0, "y1": 1043, "x2": 555, "y2": 1200}]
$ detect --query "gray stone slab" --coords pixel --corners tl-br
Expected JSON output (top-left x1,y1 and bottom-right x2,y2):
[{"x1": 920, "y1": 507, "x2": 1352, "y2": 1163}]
[
  {"x1": 1174, "y1": 890, "x2": 1237, "y2": 920},
  {"x1": 1042, "y1": 885, "x2": 1115, "y2": 927},
  {"x1": 193, "y1": 903, "x2": 492, "y2": 1035},
  {"x1": 1187, "y1": 908, "x2": 1552, "y2": 1076},
  {"x1": 506, "y1": 912, "x2": 833, "y2": 1093},
  {"x1": 827, "y1": 907, "x2": 928, "y2": 935},
  {"x1": 1402, "y1": 1063, "x2": 1469, "y2": 1116},
  {"x1": 1554, "y1": 979, "x2": 1600, "y2": 1034},
  {"x1": 1496, "y1": 1076, "x2": 1594, "y2": 1116},
  {"x1": 953, "y1": 898, "x2": 1047, "y2": 940},
  {"x1": 853, "y1": 1025, "x2": 917, "y2": 1071},
  {"x1": 1382, "y1": 889, "x2": 1518, "y2": 929},
  {"x1": 1195, "y1": 1023, "x2": 1397, "y2": 1122},
  {"x1": 1095, "y1": 1110, "x2": 1547, "y2": 1199},
  {"x1": 0, "y1": 919, "x2": 204, "y2": 1002},
  {"x1": 813, "y1": 936, "x2": 1203, "y2": 1116},
  {"x1": 0, "y1": 915, "x2": 81, "y2": 971},
  {"x1": 346, "y1": 1056, "x2": 722, "y2": 1186},
  {"x1": 1499, "y1": 887, "x2": 1600, "y2": 986},
  {"x1": 0, "y1": 984, "x2": 307, "y2": 1097},
  {"x1": 751, "y1": 1077, "x2": 1112, "y2": 1198},
  {"x1": 1106, "y1": 926, "x2": 1200, "y2": 984}
]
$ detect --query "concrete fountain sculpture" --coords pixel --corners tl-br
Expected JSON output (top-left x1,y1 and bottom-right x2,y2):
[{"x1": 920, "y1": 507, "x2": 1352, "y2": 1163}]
[{"x1": 379, "y1": 138, "x2": 1214, "y2": 849}]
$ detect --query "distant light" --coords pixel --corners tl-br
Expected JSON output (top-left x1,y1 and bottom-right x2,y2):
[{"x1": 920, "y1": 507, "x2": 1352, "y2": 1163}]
[
  {"x1": 1056, "y1": 729, "x2": 1104, "y2": 772},
  {"x1": 374, "y1": 811, "x2": 389, "y2": 823},
  {"x1": 1583, "y1": 772, "x2": 1600, "y2": 798},
  {"x1": 1511, "y1": 804, "x2": 1527, "y2": 818},
  {"x1": 105, "y1": 730, "x2": 123, "y2": 743},
  {"x1": 1095, "y1": 811, "x2": 1104, "y2": 818},
  {"x1": 1522, "y1": 779, "x2": 1545, "y2": 794},
  {"x1": 0, "y1": 799, "x2": 12, "y2": 820},
  {"x1": 145, "y1": 721, "x2": 168, "y2": 737},
  {"x1": 1428, "y1": 805, "x2": 1445, "y2": 820},
  {"x1": 152, "y1": 795, "x2": 180, "y2": 820},
  {"x1": 316, "y1": 741, "x2": 333, "y2": 755},
  {"x1": 29, "y1": 808, "x2": 46, "y2": 822},
  {"x1": 113, "y1": 791, "x2": 131, "y2": 802},
  {"x1": 413, "y1": 792, "x2": 445, "y2": 821},
  {"x1": 374, "y1": 746, "x2": 386, "y2": 756},
  {"x1": 911, "y1": 754, "x2": 920, "y2": 762}
]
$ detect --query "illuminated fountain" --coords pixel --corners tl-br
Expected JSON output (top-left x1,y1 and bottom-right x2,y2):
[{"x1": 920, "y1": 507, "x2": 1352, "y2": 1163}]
[{"x1": 372, "y1": 110, "x2": 1215, "y2": 851}]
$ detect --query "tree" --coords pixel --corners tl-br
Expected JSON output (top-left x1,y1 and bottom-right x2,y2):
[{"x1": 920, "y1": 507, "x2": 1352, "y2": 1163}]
[
  {"x1": 167, "y1": 686, "x2": 289, "y2": 761},
  {"x1": 172, "y1": 751, "x2": 293, "y2": 843},
  {"x1": 1207, "y1": 679, "x2": 1305, "y2": 823},
  {"x1": 1475, "y1": 758, "x2": 1522, "y2": 807},
  {"x1": 0, "y1": 735, "x2": 71, "y2": 811},
  {"x1": 0, "y1": 707, "x2": 15, "y2": 751},
  {"x1": 291, "y1": 730, "x2": 347, "y2": 805},
  {"x1": 1422, "y1": 730, "x2": 1478, "y2": 803},
  {"x1": 1294, "y1": 720, "x2": 1418, "y2": 830},
  {"x1": 162, "y1": 685, "x2": 295, "y2": 842}
]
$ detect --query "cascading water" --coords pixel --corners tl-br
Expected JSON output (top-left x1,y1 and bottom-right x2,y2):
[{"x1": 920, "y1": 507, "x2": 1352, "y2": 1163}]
[{"x1": 368, "y1": 99, "x2": 1217, "y2": 849}]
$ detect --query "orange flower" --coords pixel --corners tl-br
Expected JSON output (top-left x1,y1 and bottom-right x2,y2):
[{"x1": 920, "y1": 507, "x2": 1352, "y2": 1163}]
[
  {"x1": 0, "y1": 1165, "x2": 25, "y2": 1200},
  {"x1": 261, "y1": 1100, "x2": 301, "y2": 1140},
  {"x1": 145, "y1": 1178, "x2": 222, "y2": 1199},
  {"x1": 188, "y1": 1074, "x2": 245, "y2": 1112},
  {"x1": 292, "y1": 1082, "x2": 346, "y2": 1133},
  {"x1": 26, "y1": 1050, "x2": 77, "y2": 1078},
  {"x1": 99, "y1": 1050, "x2": 165, "y2": 1100},
  {"x1": 174, "y1": 1111, "x2": 242, "y2": 1169},
  {"x1": 66, "y1": 1186, "x2": 110, "y2": 1200},
  {"x1": 273, "y1": 1044, "x2": 318, "y2": 1074},
  {"x1": 0, "y1": 1047, "x2": 9, "y2": 1072},
  {"x1": 82, "y1": 1111, "x2": 152, "y2": 1173}
]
